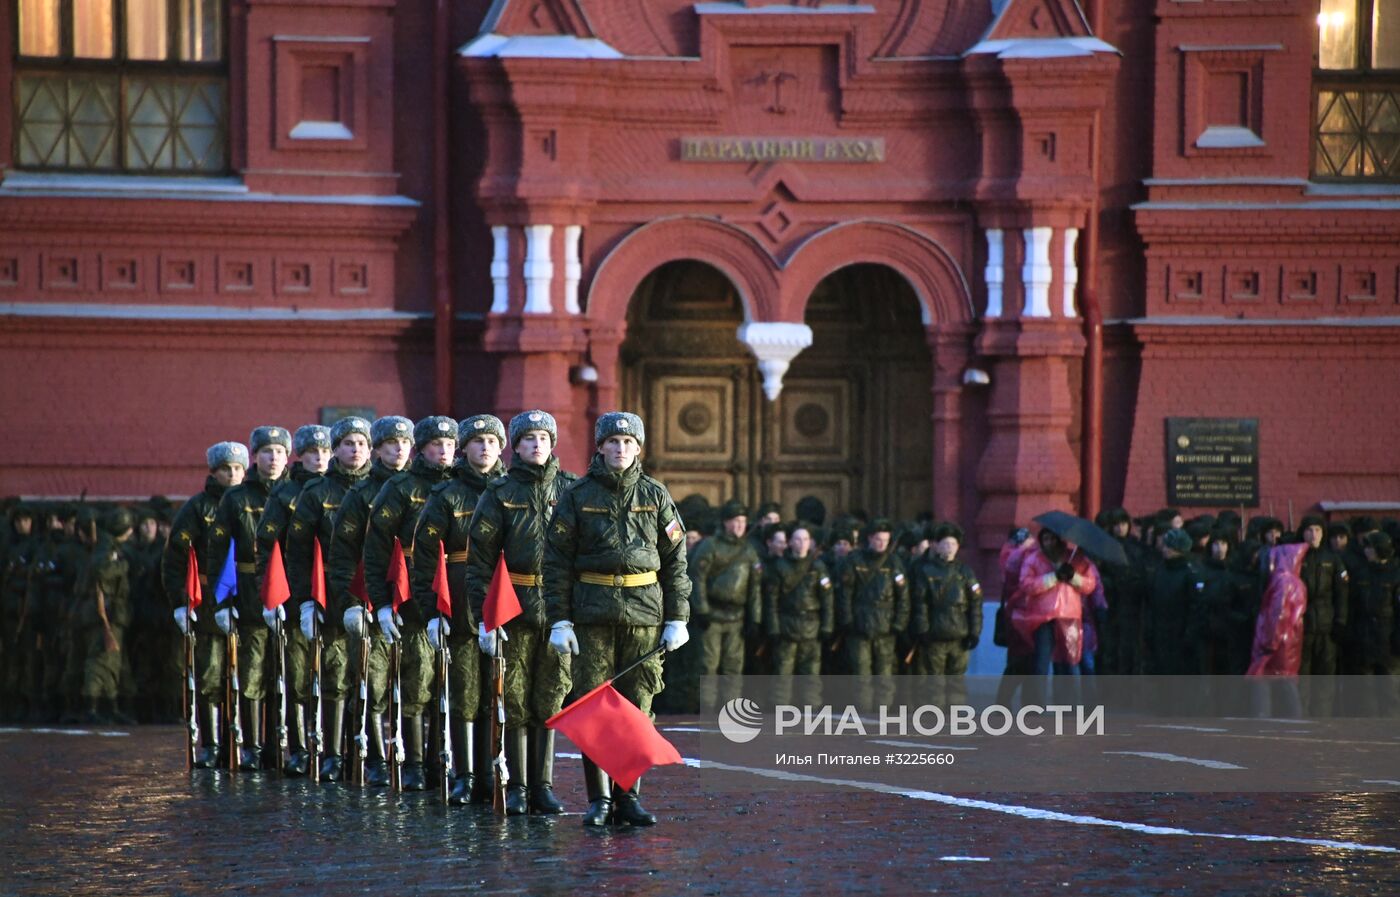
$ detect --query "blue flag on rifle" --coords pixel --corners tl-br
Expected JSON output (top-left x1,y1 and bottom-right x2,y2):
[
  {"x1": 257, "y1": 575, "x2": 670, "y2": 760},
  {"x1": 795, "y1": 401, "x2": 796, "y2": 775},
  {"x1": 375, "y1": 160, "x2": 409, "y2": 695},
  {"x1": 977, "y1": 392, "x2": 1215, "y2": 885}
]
[{"x1": 214, "y1": 541, "x2": 238, "y2": 606}]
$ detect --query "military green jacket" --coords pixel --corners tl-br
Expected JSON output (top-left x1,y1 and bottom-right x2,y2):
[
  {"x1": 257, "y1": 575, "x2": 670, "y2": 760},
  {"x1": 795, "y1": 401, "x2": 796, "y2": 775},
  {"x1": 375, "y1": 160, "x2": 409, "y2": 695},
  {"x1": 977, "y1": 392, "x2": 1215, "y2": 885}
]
[
  {"x1": 72, "y1": 535, "x2": 131, "y2": 633},
  {"x1": 162, "y1": 477, "x2": 228, "y2": 627},
  {"x1": 363, "y1": 456, "x2": 453, "y2": 627},
  {"x1": 689, "y1": 532, "x2": 763, "y2": 626},
  {"x1": 909, "y1": 555, "x2": 982, "y2": 641},
  {"x1": 464, "y1": 456, "x2": 577, "y2": 630},
  {"x1": 762, "y1": 553, "x2": 834, "y2": 642},
  {"x1": 27, "y1": 532, "x2": 82, "y2": 637},
  {"x1": 544, "y1": 454, "x2": 691, "y2": 627},
  {"x1": 326, "y1": 459, "x2": 395, "y2": 622},
  {"x1": 412, "y1": 459, "x2": 505, "y2": 633},
  {"x1": 1, "y1": 533, "x2": 37, "y2": 620},
  {"x1": 1144, "y1": 555, "x2": 1203, "y2": 675},
  {"x1": 255, "y1": 464, "x2": 320, "y2": 585},
  {"x1": 835, "y1": 547, "x2": 910, "y2": 638},
  {"x1": 206, "y1": 467, "x2": 289, "y2": 622},
  {"x1": 286, "y1": 459, "x2": 371, "y2": 623}
]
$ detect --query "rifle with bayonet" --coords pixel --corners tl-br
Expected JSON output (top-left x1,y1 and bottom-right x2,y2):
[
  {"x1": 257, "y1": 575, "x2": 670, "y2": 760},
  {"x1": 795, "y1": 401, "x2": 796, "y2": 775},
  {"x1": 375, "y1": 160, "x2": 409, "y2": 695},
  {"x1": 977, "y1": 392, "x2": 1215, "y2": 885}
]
[
  {"x1": 437, "y1": 612, "x2": 453, "y2": 805},
  {"x1": 389, "y1": 640, "x2": 404, "y2": 790},
  {"x1": 228, "y1": 625, "x2": 242, "y2": 772},
  {"x1": 274, "y1": 615, "x2": 288, "y2": 778}
]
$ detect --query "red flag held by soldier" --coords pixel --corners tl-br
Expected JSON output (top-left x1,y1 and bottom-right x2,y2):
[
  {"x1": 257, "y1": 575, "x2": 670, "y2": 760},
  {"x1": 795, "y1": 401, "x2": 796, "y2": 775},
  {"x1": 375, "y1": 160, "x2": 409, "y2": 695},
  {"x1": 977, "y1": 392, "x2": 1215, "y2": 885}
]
[
  {"x1": 433, "y1": 544, "x2": 452, "y2": 617},
  {"x1": 262, "y1": 541, "x2": 291, "y2": 611},
  {"x1": 388, "y1": 537, "x2": 411, "y2": 611},
  {"x1": 350, "y1": 559, "x2": 372, "y2": 612},
  {"x1": 311, "y1": 537, "x2": 327, "y2": 609},
  {"x1": 546, "y1": 681, "x2": 682, "y2": 791},
  {"x1": 482, "y1": 555, "x2": 522, "y2": 631},
  {"x1": 185, "y1": 546, "x2": 202, "y2": 611}
]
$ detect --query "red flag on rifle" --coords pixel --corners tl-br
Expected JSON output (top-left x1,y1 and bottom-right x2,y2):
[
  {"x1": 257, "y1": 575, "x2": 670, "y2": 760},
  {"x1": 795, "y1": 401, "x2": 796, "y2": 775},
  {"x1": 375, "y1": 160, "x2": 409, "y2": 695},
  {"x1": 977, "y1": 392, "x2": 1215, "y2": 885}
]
[
  {"x1": 261, "y1": 541, "x2": 291, "y2": 612},
  {"x1": 388, "y1": 537, "x2": 411, "y2": 612},
  {"x1": 310, "y1": 537, "x2": 327, "y2": 609},
  {"x1": 545, "y1": 681, "x2": 682, "y2": 791},
  {"x1": 433, "y1": 544, "x2": 452, "y2": 617},
  {"x1": 185, "y1": 546, "x2": 202, "y2": 611},
  {"x1": 350, "y1": 560, "x2": 371, "y2": 612},
  {"x1": 482, "y1": 555, "x2": 522, "y2": 632}
]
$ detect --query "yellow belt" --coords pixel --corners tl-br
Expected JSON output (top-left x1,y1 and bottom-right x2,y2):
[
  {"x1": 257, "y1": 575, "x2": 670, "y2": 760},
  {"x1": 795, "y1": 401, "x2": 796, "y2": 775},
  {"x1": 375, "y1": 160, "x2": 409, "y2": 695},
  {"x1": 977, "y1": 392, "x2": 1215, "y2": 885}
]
[
  {"x1": 446, "y1": 550, "x2": 469, "y2": 564},
  {"x1": 509, "y1": 572, "x2": 542, "y2": 587},
  {"x1": 578, "y1": 571, "x2": 658, "y2": 588},
  {"x1": 236, "y1": 562, "x2": 256, "y2": 574}
]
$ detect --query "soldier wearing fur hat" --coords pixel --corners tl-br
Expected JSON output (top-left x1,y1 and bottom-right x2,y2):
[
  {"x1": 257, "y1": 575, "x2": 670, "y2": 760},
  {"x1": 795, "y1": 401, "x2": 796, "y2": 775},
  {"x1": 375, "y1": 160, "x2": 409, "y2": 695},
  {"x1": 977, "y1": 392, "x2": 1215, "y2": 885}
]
[
  {"x1": 462, "y1": 410, "x2": 576, "y2": 813},
  {"x1": 320, "y1": 415, "x2": 406, "y2": 784},
  {"x1": 688, "y1": 498, "x2": 763, "y2": 712},
  {"x1": 251, "y1": 424, "x2": 331, "y2": 775},
  {"x1": 286, "y1": 416, "x2": 373, "y2": 778},
  {"x1": 411, "y1": 414, "x2": 506, "y2": 804},
  {"x1": 75, "y1": 509, "x2": 134, "y2": 723},
  {"x1": 762, "y1": 522, "x2": 833, "y2": 705},
  {"x1": 206, "y1": 426, "x2": 292, "y2": 770},
  {"x1": 909, "y1": 523, "x2": 982, "y2": 706},
  {"x1": 1144, "y1": 528, "x2": 1202, "y2": 676},
  {"x1": 1345, "y1": 532, "x2": 1400, "y2": 707},
  {"x1": 544, "y1": 411, "x2": 692, "y2": 826},
  {"x1": 164, "y1": 442, "x2": 247, "y2": 765},
  {"x1": 1, "y1": 504, "x2": 37, "y2": 721},
  {"x1": 1297, "y1": 514, "x2": 1349, "y2": 684},
  {"x1": 834, "y1": 519, "x2": 910, "y2": 696},
  {"x1": 361, "y1": 415, "x2": 457, "y2": 791}
]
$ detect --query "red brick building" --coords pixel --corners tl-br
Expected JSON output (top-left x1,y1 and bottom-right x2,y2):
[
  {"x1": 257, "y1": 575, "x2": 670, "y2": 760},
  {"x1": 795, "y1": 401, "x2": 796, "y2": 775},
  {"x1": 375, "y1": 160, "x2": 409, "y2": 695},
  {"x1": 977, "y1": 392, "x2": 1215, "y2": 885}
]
[{"x1": 3, "y1": 0, "x2": 1398, "y2": 570}]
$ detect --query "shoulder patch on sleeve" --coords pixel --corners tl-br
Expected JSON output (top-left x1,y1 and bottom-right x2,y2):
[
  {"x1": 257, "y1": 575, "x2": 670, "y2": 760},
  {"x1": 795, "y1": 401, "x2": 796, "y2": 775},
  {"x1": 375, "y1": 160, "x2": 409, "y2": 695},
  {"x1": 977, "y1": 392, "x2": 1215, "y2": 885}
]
[{"x1": 665, "y1": 518, "x2": 683, "y2": 544}]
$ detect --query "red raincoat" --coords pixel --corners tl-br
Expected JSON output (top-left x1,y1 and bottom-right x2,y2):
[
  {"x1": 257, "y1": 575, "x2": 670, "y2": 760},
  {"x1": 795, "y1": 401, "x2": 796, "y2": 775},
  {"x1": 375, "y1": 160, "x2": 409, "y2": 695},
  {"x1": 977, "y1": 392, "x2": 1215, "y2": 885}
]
[
  {"x1": 1012, "y1": 546, "x2": 1096, "y2": 665},
  {"x1": 1247, "y1": 543, "x2": 1309, "y2": 677},
  {"x1": 999, "y1": 537, "x2": 1037, "y2": 656}
]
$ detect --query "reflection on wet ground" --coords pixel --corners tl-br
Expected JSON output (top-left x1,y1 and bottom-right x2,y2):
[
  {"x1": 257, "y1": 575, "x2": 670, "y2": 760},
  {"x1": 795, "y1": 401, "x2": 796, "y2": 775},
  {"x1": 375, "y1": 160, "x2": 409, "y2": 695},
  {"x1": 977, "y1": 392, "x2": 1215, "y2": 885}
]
[{"x1": 1, "y1": 725, "x2": 1398, "y2": 896}]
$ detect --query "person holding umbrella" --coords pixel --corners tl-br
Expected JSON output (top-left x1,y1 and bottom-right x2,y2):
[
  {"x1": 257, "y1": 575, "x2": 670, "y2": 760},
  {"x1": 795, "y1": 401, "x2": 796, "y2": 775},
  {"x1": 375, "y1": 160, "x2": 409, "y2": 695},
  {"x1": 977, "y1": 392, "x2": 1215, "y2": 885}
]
[{"x1": 1013, "y1": 513, "x2": 1104, "y2": 681}]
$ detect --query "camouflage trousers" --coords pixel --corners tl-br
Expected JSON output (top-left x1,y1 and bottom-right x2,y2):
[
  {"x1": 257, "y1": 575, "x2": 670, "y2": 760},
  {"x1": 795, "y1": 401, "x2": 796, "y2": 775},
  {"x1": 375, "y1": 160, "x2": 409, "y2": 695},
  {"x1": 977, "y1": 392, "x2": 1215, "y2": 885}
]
[
  {"x1": 912, "y1": 640, "x2": 970, "y2": 706},
  {"x1": 284, "y1": 625, "x2": 311, "y2": 703},
  {"x1": 237, "y1": 625, "x2": 271, "y2": 701},
  {"x1": 573, "y1": 624, "x2": 663, "y2": 718},
  {"x1": 448, "y1": 635, "x2": 482, "y2": 724},
  {"x1": 698, "y1": 621, "x2": 745, "y2": 711},
  {"x1": 845, "y1": 634, "x2": 898, "y2": 709},
  {"x1": 194, "y1": 630, "x2": 228, "y2": 698},
  {"x1": 395, "y1": 626, "x2": 435, "y2": 719},
  {"x1": 348, "y1": 630, "x2": 391, "y2": 715},
  {"x1": 81, "y1": 626, "x2": 123, "y2": 701},
  {"x1": 495, "y1": 621, "x2": 571, "y2": 729},
  {"x1": 772, "y1": 637, "x2": 823, "y2": 677}
]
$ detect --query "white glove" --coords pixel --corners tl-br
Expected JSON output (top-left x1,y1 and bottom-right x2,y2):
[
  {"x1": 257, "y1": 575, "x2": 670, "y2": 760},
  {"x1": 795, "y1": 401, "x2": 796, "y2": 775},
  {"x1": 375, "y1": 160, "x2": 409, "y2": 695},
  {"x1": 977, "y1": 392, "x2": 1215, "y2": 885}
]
[
  {"x1": 172, "y1": 607, "x2": 195, "y2": 635},
  {"x1": 377, "y1": 606, "x2": 402, "y2": 643},
  {"x1": 262, "y1": 605, "x2": 285, "y2": 632},
  {"x1": 343, "y1": 606, "x2": 369, "y2": 639},
  {"x1": 549, "y1": 621, "x2": 579, "y2": 656},
  {"x1": 662, "y1": 620, "x2": 689, "y2": 652},
  {"x1": 300, "y1": 602, "x2": 322, "y2": 641},
  {"x1": 428, "y1": 617, "x2": 450, "y2": 650},
  {"x1": 215, "y1": 607, "x2": 236, "y2": 634},
  {"x1": 477, "y1": 622, "x2": 509, "y2": 656}
]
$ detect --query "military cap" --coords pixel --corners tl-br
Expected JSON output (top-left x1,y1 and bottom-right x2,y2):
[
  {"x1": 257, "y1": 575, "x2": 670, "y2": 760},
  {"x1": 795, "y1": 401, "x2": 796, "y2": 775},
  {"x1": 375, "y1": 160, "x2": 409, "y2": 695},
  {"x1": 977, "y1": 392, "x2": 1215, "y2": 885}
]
[
  {"x1": 1366, "y1": 530, "x2": 1396, "y2": 561},
  {"x1": 719, "y1": 500, "x2": 748, "y2": 522},
  {"x1": 330, "y1": 416, "x2": 372, "y2": 448},
  {"x1": 207, "y1": 442, "x2": 250, "y2": 470},
  {"x1": 460, "y1": 414, "x2": 507, "y2": 446},
  {"x1": 1208, "y1": 526, "x2": 1236, "y2": 546},
  {"x1": 595, "y1": 411, "x2": 645, "y2": 446},
  {"x1": 756, "y1": 501, "x2": 782, "y2": 519},
  {"x1": 293, "y1": 424, "x2": 332, "y2": 456},
  {"x1": 864, "y1": 518, "x2": 895, "y2": 538},
  {"x1": 1351, "y1": 515, "x2": 1379, "y2": 538},
  {"x1": 8, "y1": 502, "x2": 35, "y2": 521},
  {"x1": 509, "y1": 410, "x2": 557, "y2": 448},
  {"x1": 1298, "y1": 514, "x2": 1326, "y2": 534},
  {"x1": 1162, "y1": 528, "x2": 1192, "y2": 554},
  {"x1": 414, "y1": 415, "x2": 457, "y2": 449},
  {"x1": 1327, "y1": 522, "x2": 1351, "y2": 541},
  {"x1": 250, "y1": 426, "x2": 292, "y2": 454},
  {"x1": 795, "y1": 495, "x2": 827, "y2": 527},
  {"x1": 371, "y1": 416, "x2": 414, "y2": 447},
  {"x1": 931, "y1": 522, "x2": 964, "y2": 543},
  {"x1": 102, "y1": 507, "x2": 134, "y2": 537}
]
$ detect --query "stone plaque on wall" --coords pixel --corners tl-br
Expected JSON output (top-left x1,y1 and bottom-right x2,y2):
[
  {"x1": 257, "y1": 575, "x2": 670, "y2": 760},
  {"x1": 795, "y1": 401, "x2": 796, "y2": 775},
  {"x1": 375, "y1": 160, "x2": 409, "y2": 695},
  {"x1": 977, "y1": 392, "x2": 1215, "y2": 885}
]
[{"x1": 1165, "y1": 418, "x2": 1259, "y2": 507}]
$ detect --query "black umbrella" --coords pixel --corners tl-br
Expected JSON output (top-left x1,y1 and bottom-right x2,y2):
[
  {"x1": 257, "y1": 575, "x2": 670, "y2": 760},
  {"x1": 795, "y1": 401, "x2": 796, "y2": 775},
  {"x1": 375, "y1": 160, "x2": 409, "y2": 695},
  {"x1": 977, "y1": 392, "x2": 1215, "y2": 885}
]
[{"x1": 1032, "y1": 510, "x2": 1128, "y2": 567}]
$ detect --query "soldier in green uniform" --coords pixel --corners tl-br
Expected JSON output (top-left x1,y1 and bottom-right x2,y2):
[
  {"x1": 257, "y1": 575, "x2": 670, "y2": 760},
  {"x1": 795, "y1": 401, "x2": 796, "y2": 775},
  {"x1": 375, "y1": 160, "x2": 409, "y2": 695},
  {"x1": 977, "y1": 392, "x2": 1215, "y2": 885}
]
[
  {"x1": 762, "y1": 523, "x2": 833, "y2": 706},
  {"x1": 835, "y1": 519, "x2": 910, "y2": 708},
  {"x1": 287, "y1": 417, "x2": 373, "y2": 780},
  {"x1": 411, "y1": 414, "x2": 505, "y2": 805},
  {"x1": 544, "y1": 411, "x2": 691, "y2": 827},
  {"x1": 78, "y1": 509, "x2": 133, "y2": 723},
  {"x1": 57, "y1": 506, "x2": 105, "y2": 724},
  {"x1": 327, "y1": 415, "x2": 411, "y2": 784},
  {"x1": 206, "y1": 426, "x2": 291, "y2": 770},
  {"x1": 464, "y1": 410, "x2": 575, "y2": 815},
  {"x1": 127, "y1": 508, "x2": 173, "y2": 722},
  {"x1": 689, "y1": 500, "x2": 762, "y2": 711},
  {"x1": 255, "y1": 424, "x2": 332, "y2": 775},
  {"x1": 363, "y1": 415, "x2": 457, "y2": 791},
  {"x1": 1, "y1": 504, "x2": 37, "y2": 722},
  {"x1": 909, "y1": 523, "x2": 982, "y2": 707},
  {"x1": 166, "y1": 442, "x2": 247, "y2": 767}
]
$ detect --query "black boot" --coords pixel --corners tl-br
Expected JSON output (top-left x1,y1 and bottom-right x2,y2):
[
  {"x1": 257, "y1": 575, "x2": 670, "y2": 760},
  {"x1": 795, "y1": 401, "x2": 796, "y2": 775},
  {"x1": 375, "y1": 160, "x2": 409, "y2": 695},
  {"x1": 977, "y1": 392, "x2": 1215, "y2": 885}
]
[
  {"x1": 284, "y1": 703, "x2": 309, "y2": 777},
  {"x1": 111, "y1": 698, "x2": 136, "y2": 726},
  {"x1": 528, "y1": 726, "x2": 564, "y2": 814},
  {"x1": 582, "y1": 757, "x2": 613, "y2": 826},
  {"x1": 401, "y1": 715, "x2": 426, "y2": 791},
  {"x1": 504, "y1": 728, "x2": 528, "y2": 814},
  {"x1": 365, "y1": 713, "x2": 389, "y2": 787},
  {"x1": 448, "y1": 719, "x2": 473, "y2": 806},
  {"x1": 240, "y1": 699, "x2": 263, "y2": 771},
  {"x1": 319, "y1": 699, "x2": 346, "y2": 782},
  {"x1": 470, "y1": 718, "x2": 492, "y2": 804},
  {"x1": 612, "y1": 776, "x2": 657, "y2": 826},
  {"x1": 81, "y1": 696, "x2": 104, "y2": 725},
  {"x1": 194, "y1": 702, "x2": 221, "y2": 769}
]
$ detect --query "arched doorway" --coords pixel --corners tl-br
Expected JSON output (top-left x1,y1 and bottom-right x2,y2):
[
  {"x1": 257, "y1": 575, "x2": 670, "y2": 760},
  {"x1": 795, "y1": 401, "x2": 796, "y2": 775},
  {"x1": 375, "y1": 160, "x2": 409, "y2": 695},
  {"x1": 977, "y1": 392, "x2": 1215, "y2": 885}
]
[{"x1": 621, "y1": 259, "x2": 934, "y2": 521}]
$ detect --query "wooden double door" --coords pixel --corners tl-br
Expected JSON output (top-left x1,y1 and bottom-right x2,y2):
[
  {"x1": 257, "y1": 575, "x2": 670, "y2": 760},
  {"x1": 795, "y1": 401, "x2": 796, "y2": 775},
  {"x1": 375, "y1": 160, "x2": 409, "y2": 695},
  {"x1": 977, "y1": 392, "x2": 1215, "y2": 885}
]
[{"x1": 620, "y1": 261, "x2": 933, "y2": 522}]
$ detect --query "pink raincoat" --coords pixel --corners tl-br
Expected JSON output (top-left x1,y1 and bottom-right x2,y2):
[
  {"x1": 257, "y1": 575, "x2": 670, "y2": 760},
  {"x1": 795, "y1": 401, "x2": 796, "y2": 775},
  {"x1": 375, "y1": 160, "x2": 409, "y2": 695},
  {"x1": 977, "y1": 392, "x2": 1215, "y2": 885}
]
[
  {"x1": 1247, "y1": 542, "x2": 1309, "y2": 677},
  {"x1": 999, "y1": 537, "x2": 1037, "y2": 656},
  {"x1": 1012, "y1": 546, "x2": 1096, "y2": 666}
]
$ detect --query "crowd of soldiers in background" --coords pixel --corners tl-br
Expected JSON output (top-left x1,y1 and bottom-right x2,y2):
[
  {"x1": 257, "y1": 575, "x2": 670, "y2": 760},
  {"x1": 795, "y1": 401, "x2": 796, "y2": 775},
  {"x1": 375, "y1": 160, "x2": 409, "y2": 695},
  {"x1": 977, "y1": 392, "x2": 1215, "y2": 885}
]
[{"x1": 3, "y1": 489, "x2": 1399, "y2": 727}]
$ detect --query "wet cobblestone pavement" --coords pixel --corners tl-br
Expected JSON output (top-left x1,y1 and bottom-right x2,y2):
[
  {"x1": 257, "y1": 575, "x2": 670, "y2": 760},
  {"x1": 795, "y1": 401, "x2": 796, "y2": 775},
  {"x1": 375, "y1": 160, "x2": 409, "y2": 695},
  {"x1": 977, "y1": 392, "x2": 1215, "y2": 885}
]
[{"x1": 2, "y1": 723, "x2": 1398, "y2": 896}]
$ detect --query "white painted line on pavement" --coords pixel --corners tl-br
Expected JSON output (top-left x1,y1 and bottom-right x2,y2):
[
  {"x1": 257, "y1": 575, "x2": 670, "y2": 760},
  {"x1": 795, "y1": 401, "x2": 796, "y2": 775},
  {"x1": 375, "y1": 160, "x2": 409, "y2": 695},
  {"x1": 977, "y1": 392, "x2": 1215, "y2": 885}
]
[
  {"x1": 870, "y1": 739, "x2": 979, "y2": 751},
  {"x1": 1140, "y1": 724, "x2": 1229, "y2": 733},
  {"x1": 1362, "y1": 779, "x2": 1400, "y2": 786},
  {"x1": 1104, "y1": 751, "x2": 1244, "y2": 770},
  {"x1": 562, "y1": 751, "x2": 1400, "y2": 855},
  {"x1": 1222, "y1": 717, "x2": 1315, "y2": 725},
  {"x1": 939, "y1": 856, "x2": 991, "y2": 862},
  {"x1": 0, "y1": 727, "x2": 130, "y2": 737}
]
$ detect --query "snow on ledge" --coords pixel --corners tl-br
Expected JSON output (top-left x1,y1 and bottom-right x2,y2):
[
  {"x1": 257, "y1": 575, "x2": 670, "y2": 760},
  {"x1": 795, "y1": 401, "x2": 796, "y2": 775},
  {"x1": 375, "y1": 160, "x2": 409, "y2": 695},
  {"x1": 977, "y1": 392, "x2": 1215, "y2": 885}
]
[
  {"x1": 965, "y1": 36, "x2": 1119, "y2": 58},
  {"x1": 459, "y1": 33, "x2": 623, "y2": 59},
  {"x1": 1195, "y1": 126, "x2": 1265, "y2": 149}
]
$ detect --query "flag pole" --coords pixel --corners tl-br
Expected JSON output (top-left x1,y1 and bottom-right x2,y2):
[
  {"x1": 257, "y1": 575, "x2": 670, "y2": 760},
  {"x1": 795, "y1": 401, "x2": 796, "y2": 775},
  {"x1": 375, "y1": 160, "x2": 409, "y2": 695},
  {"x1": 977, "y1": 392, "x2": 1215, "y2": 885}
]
[{"x1": 609, "y1": 642, "x2": 666, "y2": 685}]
